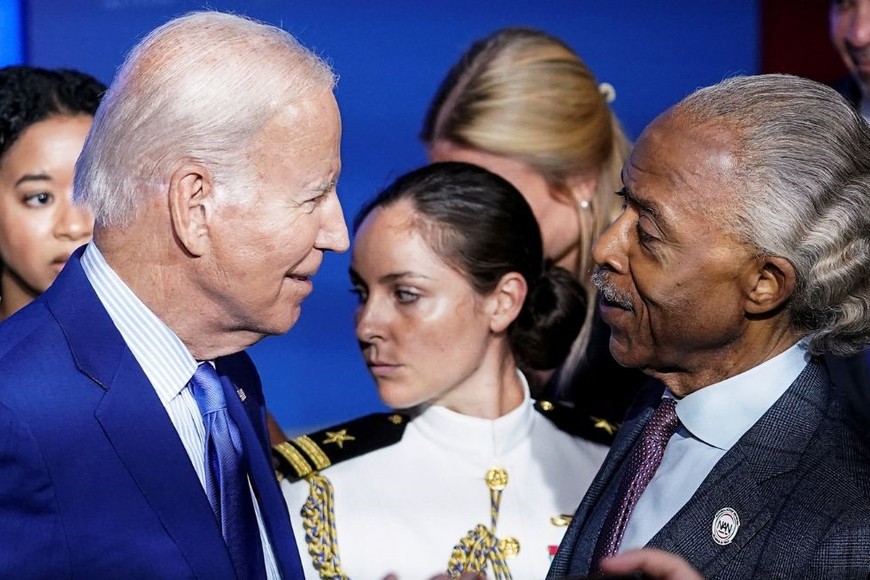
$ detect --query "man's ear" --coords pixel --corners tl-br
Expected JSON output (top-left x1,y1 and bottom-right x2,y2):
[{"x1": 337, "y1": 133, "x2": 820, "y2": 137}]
[
  {"x1": 488, "y1": 272, "x2": 528, "y2": 333},
  {"x1": 745, "y1": 255, "x2": 796, "y2": 315},
  {"x1": 168, "y1": 163, "x2": 213, "y2": 257}
]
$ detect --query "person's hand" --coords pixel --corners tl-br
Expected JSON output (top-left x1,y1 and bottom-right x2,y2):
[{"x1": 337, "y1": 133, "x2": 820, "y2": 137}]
[{"x1": 600, "y1": 548, "x2": 703, "y2": 580}]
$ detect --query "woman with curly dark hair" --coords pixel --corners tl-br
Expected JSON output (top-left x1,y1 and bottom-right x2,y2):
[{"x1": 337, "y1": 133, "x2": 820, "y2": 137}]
[{"x1": 0, "y1": 65, "x2": 105, "y2": 319}]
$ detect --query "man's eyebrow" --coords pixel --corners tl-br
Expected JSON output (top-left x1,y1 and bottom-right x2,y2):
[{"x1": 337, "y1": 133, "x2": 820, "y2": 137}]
[
  {"x1": 617, "y1": 186, "x2": 668, "y2": 227},
  {"x1": 316, "y1": 178, "x2": 338, "y2": 194}
]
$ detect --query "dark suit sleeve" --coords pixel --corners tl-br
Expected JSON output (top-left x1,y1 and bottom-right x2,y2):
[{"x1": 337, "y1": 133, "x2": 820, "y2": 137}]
[{"x1": 0, "y1": 403, "x2": 68, "y2": 577}]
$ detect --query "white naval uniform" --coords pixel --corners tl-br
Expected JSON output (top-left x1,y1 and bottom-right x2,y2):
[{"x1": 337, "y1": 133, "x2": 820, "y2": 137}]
[{"x1": 280, "y1": 387, "x2": 609, "y2": 580}]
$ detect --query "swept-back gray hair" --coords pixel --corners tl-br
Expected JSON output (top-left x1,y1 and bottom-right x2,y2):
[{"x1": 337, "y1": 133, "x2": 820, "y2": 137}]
[
  {"x1": 75, "y1": 11, "x2": 336, "y2": 227},
  {"x1": 676, "y1": 73, "x2": 870, "y2": 356}
]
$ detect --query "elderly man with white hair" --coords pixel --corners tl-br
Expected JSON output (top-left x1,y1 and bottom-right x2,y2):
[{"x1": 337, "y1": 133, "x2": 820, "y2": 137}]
[
  {"x1": 0, "y1": 11, "x2": 348, "y2": 579},
  {"x1": 549, "y1": 73, "x2": 870, "y2": 579}
]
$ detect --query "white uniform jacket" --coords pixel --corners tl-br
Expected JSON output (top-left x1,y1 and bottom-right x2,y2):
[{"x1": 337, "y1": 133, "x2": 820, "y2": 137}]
[{"x1": 278, "y1": 386, "x2": 613, "y2": 580}]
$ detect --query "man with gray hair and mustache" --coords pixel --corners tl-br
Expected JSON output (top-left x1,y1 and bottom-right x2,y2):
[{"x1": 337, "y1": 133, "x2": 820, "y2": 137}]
[
  {"x1": 0, "y1": 11, "x2": 348, "y2": 579},
  {"x1": 548, "y1": 73, "x2": 870, "y2": 579}
]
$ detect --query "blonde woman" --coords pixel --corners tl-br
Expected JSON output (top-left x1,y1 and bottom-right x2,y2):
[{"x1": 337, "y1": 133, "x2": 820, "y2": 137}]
[{"x1": 423, "y1": 27, "x2": 647, "y2": 424}]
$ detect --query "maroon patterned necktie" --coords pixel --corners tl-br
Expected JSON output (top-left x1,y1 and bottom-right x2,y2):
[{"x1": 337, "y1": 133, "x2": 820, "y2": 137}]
[{"x1": 590, "y1": 397, "x2": 680, "y2": 569}]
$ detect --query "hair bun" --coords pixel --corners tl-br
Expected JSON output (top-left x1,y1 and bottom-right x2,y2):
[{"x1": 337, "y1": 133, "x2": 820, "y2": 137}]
[{"x1": 510, "y1": 263, "x2": 588, "y2": 370}]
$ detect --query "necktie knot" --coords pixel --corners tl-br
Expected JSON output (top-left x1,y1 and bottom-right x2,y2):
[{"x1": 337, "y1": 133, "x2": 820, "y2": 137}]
[
  {"x1": 646, "y1": 397, "x2": 679, "y2": 444},
  {"x1": 190, "y1": 363, "x2": 227, "y2": 416}
]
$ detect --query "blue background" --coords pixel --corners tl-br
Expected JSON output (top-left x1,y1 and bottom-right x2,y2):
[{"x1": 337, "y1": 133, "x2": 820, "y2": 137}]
[{"x1": 4, "y1": 1, "x2": 759, "y2": 434}]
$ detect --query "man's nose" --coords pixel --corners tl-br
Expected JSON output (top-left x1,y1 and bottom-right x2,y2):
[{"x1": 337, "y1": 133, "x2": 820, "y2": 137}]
[
  {"x1": 591, "y1": 211, "x2": 630, "y2": 274},
  {"x1": 317, "y1": 194, "x2": 350, "y2": 253}
]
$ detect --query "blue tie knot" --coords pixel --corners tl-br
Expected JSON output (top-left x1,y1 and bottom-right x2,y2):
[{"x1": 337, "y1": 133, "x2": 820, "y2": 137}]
[{"x1": 190, "y1": 363, "x2": 227, "y2": 416}]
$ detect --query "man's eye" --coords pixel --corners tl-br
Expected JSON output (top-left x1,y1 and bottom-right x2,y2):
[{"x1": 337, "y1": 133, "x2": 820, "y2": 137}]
[{"x1": 636, "y1": 224, "x2": 656, "y2": 245}]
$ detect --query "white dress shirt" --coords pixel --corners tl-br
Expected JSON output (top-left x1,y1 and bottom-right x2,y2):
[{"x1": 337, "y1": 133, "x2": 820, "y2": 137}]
[
  {"x1": 282, "y1": 376, "x2": 609, "y2": 580},
  {"x1": 619, "y1": 342, "x2": 809, "y2": 552},
  {"x1": 81, "y1": 243, "x2": 280, "y2": 578}
]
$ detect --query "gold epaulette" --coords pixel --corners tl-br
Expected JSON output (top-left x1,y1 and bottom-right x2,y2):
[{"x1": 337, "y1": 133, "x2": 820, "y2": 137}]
[
  {"x1": 273, "y1": 412, "x2": 410, "y2": 482},
  {"x1": 534, "y1": 400, "x2": 619, "y2": 446}
]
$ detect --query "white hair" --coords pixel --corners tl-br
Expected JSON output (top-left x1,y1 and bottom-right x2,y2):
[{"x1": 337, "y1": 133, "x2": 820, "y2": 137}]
[
  {"x1": 74, "y1": 11, "x2": 336, "y2": 227},
  {"x1": 676, "y1": 74, "x2": 870, "y2": 355}
]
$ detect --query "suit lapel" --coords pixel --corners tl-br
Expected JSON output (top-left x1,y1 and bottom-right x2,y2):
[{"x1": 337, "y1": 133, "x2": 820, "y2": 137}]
[
  {"x1": 648, "y1": 360, "x2": 830, "y2": 576},
  {"x1": 550, "y1": 384, "x2": 664, "y2": 577},
  {"x1": 647, "y1": 446, "x2": 771, "y2": 575},
  {"x1": 44, "y1": 250, "x2": 235, "y2": 577},
  {"x1": 95, "y1": 352, "x2": 234, "y2": 577},
  {"x1": 217, "y1": 357, "x2": 305, "y2": 579}
]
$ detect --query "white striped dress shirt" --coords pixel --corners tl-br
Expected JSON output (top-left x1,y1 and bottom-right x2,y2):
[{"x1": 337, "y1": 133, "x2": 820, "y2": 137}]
[{"x1": 81, "y1": 243, "x2": 280, "y2": 579}]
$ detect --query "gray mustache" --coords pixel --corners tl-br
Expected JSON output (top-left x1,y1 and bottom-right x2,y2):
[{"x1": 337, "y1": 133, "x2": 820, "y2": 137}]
[{"x1": 591, "y1": 267, "x2": 634, "y2": 312}]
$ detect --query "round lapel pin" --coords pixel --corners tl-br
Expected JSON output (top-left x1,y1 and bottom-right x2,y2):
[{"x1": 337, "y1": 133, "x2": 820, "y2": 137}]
[{"x1": 711, "y1": 507, "x2": 740, "y2": 545}]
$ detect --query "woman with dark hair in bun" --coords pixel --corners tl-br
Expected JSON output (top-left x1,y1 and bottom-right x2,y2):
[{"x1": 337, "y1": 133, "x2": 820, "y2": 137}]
[
  {"x1": 278, "y1": 162, "x2": 611, "y2": 579},
  {"x1": 423, "y1": 27, "x2": 648, "y2": 424}
]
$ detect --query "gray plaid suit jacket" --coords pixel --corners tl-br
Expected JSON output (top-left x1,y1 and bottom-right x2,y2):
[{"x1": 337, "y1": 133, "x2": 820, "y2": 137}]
[{"x1": 548, "y1": 358, "x2": 870, "y2": 579}]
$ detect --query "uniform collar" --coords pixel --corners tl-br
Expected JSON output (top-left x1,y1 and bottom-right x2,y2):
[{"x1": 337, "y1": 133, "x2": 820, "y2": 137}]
[{"x1": 412, "y1": 371, "x2": 535, "y2": 460}]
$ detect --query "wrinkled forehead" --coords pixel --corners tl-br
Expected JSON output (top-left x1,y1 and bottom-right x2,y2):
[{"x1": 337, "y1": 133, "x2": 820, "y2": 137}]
[{"x1": 627, "y1": 109, "x2": 741, "y2": 214}]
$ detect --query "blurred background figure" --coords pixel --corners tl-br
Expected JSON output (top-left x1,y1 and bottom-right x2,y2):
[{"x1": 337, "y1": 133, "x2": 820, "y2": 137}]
[
  {"x1": 826, "y1": 0, "x2": 870, "y2": 437},
  {"x1": 0, "y1": 65, "x2": 103, "y2": 320},
  {"x1": 422, "y1": 27, "x2": 648, "y2": 426},
  {"x1": 279, "y1": 162, "x2": 613, "y2": 579},
  {"x1": 830, "y1": 0, "x2": 870, "y2": 119}
]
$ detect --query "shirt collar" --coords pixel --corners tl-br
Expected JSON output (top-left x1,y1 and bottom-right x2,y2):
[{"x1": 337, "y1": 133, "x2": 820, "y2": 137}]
[
  {"x1": 81, "y1": 243, "x2": 198, "y2": 406},
  {"x1": 673, "y1": 342, "x2": 809, "y2": 450}
]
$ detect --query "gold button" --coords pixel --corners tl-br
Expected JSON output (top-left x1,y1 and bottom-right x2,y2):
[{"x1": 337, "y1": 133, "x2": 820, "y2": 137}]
[
  {"x1": 485, "y1": 467, "x2": 508, "y2": 491},
  {"x1": 388, "y1": 414, "x2": 404, "y2": 424},
  {"x1": 539, "y1": 401, "x2": 554, "y2": 411},
  {"x1": 498, "y1": 536, "x2": 520, "y2": 559},
  {"x1": 550, "y1": 514, "x2": 573, "y2": 527}
]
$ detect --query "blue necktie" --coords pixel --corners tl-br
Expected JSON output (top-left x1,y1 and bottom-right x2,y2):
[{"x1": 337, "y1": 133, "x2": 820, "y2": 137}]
[{"x1": 189, "y1": 362, "x2": 266, "y2": 579}]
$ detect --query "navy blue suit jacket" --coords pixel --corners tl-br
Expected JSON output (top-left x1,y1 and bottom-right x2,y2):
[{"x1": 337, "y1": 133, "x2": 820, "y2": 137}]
[
  {"x1": 548, "y1": 359, "x2": 870, "y2": 579},
  {"x1": 0, "y1": 249, "x2": 303, "y2": 579}
]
